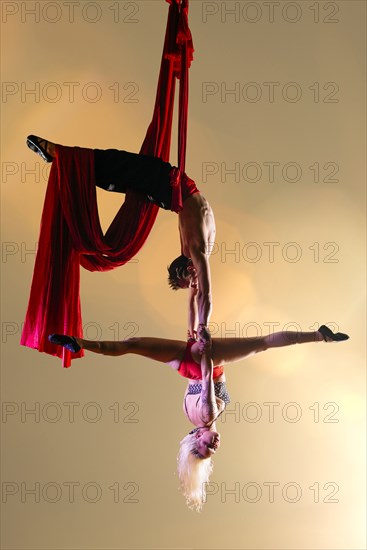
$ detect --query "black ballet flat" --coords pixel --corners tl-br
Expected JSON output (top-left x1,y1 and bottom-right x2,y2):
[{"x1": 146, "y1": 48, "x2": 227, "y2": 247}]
[
  {"x1": 48, "y1": 334, "x2": 81, "y2": 353},
  {"x1": 318, "y1": 324, "x2": 349, "y2": 342},
  {"x1": 26, "y1": 135, "x2": 53, "y2": 163}
]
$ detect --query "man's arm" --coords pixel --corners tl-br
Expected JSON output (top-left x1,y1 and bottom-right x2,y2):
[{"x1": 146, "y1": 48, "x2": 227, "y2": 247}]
[{"x1": 190, "y1": 249, "x2": 212, "y2": 330}]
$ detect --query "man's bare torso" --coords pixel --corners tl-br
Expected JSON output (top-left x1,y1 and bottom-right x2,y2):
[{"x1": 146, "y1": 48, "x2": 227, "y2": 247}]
[{"x1": 178, "y1": 193, "x2": 216, "y2": 258}]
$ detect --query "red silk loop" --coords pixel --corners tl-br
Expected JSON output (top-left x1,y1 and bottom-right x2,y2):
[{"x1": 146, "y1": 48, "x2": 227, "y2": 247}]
[
  {"x1": 21, "y1": 0, "x2": 194, "y2": 366},
  {"x1": 177, "y1": 6, "x2": 192, "y2": 47}
]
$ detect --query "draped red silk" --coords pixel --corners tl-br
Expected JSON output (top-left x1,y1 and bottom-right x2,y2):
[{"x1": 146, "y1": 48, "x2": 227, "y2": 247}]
[{"x1": 20, "y1": 0, "x2": 194, "y2": 367}]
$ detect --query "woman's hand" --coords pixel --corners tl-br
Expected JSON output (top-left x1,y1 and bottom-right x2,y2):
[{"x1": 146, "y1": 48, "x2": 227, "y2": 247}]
[{"x1": 198, "y1": 325, "x2": 212, "y2": 354}]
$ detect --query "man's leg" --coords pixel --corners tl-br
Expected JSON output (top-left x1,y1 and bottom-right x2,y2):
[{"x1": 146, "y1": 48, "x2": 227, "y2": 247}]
[
  {"x1": 27, "y1": 136, "x2": 174, "y2": 209},
  {"x1": 93, "y1": 148, "x2": 172, "y2": 207}
]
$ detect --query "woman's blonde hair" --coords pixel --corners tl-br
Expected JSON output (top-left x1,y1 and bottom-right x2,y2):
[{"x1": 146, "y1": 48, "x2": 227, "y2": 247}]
[{"x1": 177, "y1": 432, "x2": 213, "y2": 511}]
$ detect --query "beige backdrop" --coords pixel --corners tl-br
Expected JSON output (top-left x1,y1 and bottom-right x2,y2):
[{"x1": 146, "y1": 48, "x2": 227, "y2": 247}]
[{"x1": 1, "y1": 0, "x2": 366, "y2": 548}]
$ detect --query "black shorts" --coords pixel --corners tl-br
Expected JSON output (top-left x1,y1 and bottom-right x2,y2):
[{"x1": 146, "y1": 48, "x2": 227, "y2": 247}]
[{"x1": 94, "y1": 149, "x2": 173, "y2": 210}]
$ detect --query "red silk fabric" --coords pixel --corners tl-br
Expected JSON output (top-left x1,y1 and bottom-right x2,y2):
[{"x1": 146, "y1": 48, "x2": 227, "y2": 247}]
[{"x1": 21, "y1": 0, "x2": 194, "y2": 367}]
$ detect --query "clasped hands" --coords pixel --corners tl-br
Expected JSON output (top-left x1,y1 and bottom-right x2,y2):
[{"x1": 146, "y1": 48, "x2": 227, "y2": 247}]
[{"x1": 187, "y1": 325, "x2": 211, "y2": 354}]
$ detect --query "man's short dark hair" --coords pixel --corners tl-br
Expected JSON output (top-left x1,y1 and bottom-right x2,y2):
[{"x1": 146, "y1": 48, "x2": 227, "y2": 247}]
[{"x1": 167, "y1": 255, "x2": 191, "y2": 290}]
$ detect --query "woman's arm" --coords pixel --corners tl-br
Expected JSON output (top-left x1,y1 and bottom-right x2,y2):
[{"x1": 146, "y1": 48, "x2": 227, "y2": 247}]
[{"x1": 199, "y1": 341, "x2": 219, "y2": 424}]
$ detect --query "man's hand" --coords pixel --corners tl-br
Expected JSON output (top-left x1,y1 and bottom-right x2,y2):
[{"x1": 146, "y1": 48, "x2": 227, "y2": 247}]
[
  {"x1": 198, "y1": 324, "x2": 211, "y2": 354},
  {"x1": 187, "y1": 329, "x2": 197, "y2": 342}
]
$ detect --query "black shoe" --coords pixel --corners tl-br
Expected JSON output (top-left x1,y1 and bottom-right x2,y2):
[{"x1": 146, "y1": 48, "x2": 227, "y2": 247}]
[
  {"x1": 48, "y1": 334, "x2": 81, "y2": 353},
  {"x1": 318, "y1": 324, "x2": 349, "y2": 342},
  {"x1": 27, "y1": 135, "x2": 54, "y2": 163}
]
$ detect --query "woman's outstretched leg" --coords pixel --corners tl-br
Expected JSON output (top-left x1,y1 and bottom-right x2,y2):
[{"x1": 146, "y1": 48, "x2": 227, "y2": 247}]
[
  {"x1": 49, "y1": 325, "x2": 348, "y2": 367},
  {"x1": 200, "y1": 327, "x2": 347, "y2": 366},
  {"x1": 52, "y1": 335, "x2": 187, "y2": 368}
]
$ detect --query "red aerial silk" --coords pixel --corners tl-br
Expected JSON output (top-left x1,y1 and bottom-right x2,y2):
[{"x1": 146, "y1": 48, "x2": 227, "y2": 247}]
[{"x1": 20, "y1": 0, "x2": 194, "y2": 367}]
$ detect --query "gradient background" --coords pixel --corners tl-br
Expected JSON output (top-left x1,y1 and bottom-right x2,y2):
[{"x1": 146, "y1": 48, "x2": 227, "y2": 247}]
[{"x1": 1, "y1": 1, "x2": 366, "y2": 548}]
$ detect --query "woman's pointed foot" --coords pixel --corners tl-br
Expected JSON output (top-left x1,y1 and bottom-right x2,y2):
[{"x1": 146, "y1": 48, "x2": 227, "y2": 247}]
[
  {"x1": 318, "y1": 324, "x2": 349, "y2": 342},
  {"x1": 48, "y1": 334, "x2": 81, "y2": 353},
  {"x1": 26, "y1": 135, "x2": 54, "y2": 162}
]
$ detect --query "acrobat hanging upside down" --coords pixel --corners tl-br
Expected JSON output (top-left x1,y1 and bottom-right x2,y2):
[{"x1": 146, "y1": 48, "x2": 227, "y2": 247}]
[
  {"x1": 21, "y1": 0, "x2": 215, "y2": 366},
  {"x1": 26, "y1": 133, "x2": 215, "y2": 347},
  {"x1": 48, "y1": 323, "x2": 349, "y2": 511}
]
